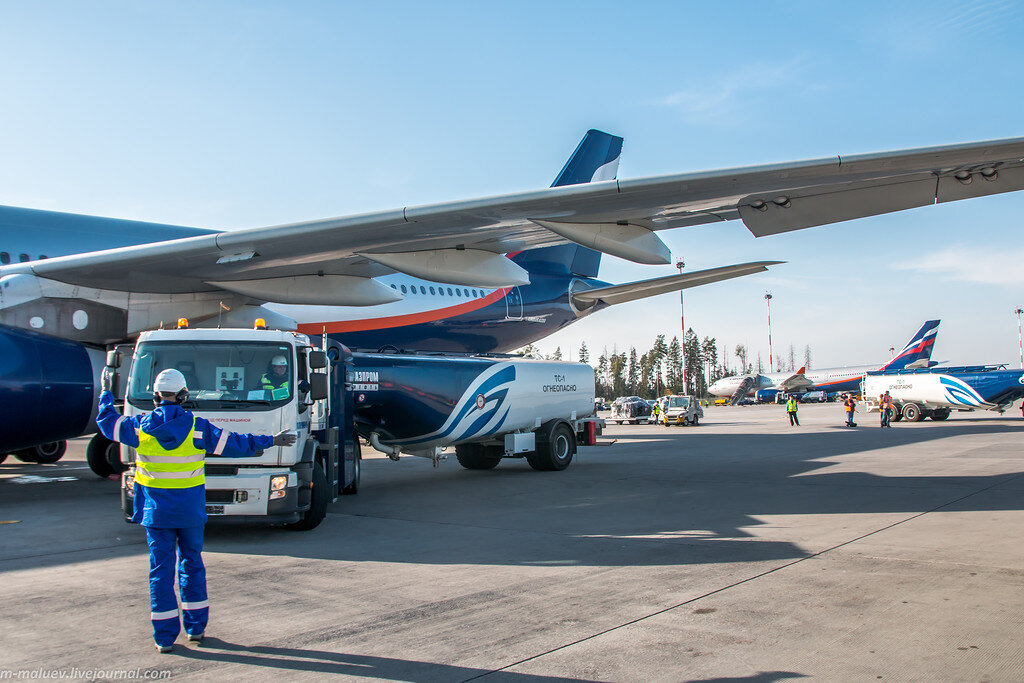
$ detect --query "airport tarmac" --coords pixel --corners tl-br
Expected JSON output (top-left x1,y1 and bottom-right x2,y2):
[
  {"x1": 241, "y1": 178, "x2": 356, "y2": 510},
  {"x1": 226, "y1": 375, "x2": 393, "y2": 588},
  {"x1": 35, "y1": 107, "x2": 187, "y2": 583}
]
[{"x1": 2, "y1": 403, "x2": 1024, "y2": 682}]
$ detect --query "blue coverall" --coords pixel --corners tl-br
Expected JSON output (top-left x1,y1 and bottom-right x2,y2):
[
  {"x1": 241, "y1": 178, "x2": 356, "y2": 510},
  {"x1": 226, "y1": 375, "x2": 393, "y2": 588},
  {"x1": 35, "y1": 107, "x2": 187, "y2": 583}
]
[{"x1": 97, "y1": 391, "x2": 274, "y2": 647}]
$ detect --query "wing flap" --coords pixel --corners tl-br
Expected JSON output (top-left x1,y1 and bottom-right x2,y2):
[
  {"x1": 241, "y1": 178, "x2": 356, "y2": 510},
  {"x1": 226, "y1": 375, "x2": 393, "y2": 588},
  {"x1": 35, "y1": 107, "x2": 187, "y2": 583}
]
[{"x1": 570, "y1": 261, "x2": 781, "y2": 308}]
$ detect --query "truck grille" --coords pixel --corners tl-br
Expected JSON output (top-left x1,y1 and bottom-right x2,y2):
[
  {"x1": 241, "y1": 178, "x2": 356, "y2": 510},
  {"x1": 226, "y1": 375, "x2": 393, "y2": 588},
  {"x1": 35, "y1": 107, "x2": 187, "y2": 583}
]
[
  {"x1": 205, "y1": 465, "x2": 238, "y2": 476},
  {"x1": 205, "y1": 490, "x2": 235, "y2": 504}
]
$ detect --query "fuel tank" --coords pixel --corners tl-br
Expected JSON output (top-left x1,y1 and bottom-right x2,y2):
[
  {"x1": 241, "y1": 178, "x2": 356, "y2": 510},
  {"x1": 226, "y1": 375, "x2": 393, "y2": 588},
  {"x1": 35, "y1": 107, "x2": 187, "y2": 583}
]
[
  {"x1": 348, "y1": 353, "x2": 595, "y2": 449},
  {"x1": 0, "y1": 324, "x2": 104, "y2": 452}
]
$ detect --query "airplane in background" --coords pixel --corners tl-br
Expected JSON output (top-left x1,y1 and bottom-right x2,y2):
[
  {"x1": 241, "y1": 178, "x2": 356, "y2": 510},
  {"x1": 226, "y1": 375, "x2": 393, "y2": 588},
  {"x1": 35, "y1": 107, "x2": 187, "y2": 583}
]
[
  {"x1": 2, "y1": 126, "x2": 1024, "y2": 457},
  {"x1": 708, "y1": 320, "x2": 941, "y2": 399}
]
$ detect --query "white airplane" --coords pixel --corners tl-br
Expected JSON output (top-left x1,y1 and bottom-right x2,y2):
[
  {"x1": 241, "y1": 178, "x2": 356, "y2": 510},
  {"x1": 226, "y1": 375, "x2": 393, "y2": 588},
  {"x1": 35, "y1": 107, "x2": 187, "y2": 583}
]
[{"x1": 2, "y1": 130, "x2": 1024, "y2": 456}]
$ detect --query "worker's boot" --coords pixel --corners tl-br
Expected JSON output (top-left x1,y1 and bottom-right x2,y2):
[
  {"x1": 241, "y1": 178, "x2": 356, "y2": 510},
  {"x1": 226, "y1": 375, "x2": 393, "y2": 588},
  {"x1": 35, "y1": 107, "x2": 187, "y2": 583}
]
[
  {"x1": 187, "y1": 632, "x2": 204, "y2": 643},
  {"x1": 155, "y1": 643, "x2": 174, "y2": 654}
]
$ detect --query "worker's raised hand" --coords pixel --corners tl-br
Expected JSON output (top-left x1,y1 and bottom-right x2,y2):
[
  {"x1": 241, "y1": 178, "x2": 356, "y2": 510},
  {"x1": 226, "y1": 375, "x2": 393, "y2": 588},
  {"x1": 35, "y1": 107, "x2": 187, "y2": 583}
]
[
  {"x1": 101, "y1": 367, "x2": 114, "y2": 393},
  {"x1": 273, "y1": 430, "x2": 297, "y2": 447}
]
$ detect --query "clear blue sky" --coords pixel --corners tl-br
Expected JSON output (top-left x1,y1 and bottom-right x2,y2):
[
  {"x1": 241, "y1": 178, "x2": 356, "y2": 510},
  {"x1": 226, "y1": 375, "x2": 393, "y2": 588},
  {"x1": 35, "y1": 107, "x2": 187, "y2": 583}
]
[{"x1": 2, "y1": 1, "x2": 1023, "y2": 368}]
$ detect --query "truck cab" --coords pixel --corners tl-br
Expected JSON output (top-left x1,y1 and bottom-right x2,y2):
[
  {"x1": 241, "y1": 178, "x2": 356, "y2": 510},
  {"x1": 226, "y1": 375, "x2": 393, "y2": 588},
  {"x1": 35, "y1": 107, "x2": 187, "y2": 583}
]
[{"x1": 117, "y1": 324, "x2": 357, "y2": 530}]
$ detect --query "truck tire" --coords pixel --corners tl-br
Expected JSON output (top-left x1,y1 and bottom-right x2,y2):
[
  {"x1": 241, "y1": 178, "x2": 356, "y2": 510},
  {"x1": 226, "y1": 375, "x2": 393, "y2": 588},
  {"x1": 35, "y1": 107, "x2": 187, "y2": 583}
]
[
  {"x1": 892, "y1": 406, "x2": 903, "y2": 422},
  {"x1": 342, "y1": 437, "x2": 361, "y2": 494},
  {"x1": 931, "y1": 408, "x2": 951, "y2": 421},
  {"x1": 455, "y1": 444, "x2": 501, "y2": 470},
  {"x1": 87, "y1": 435, "x2": 116, "y2": 478},
  {"x1": 286, "y1": 463, "x2": 328, "y2": 531},
  {"x1": 15, "y1": 441, "x2": 67, "y2": 464},
  {"x1": 902, "y1": 403, "x2": 923, "y2": 422},
  {"x1": 527, "y1": 422, "x2": 575, "y2": 472}
]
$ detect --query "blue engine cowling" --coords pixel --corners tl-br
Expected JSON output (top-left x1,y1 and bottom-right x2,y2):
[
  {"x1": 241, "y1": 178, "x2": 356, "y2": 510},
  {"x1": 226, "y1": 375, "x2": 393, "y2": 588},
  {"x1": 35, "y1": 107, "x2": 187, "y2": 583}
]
[{"x1": 0, "y1": 324, "x2": 103, "y2": 452}]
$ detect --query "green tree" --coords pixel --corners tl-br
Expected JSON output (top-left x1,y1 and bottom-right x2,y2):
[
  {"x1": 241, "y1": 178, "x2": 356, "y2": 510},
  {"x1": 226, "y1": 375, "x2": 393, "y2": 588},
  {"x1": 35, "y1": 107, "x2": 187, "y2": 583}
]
[
  {"x1": 666, "y1": 336, "x2": 683, "y2": 392},
  {"x1": 579, "y1": 341, "x2": 589, "y2": 364}
]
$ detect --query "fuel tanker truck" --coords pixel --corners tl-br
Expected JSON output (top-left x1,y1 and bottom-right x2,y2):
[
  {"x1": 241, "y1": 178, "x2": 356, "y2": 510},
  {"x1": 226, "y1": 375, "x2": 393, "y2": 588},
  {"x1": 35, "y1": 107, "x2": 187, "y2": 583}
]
[{"x1": 109, "y1": 321, "x2": 600, "y2": 530}]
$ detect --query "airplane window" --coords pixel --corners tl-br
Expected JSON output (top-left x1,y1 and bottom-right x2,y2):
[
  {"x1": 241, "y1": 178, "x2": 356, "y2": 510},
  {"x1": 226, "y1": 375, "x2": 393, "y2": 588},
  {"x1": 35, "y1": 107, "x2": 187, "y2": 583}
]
[
  {"x1": 390, "y1": 284, "x2": 397, "y2": 290},
  {"x1": 400, "y1": 284, "x2": 407, "y2": 294},
  {"x1": 419, "y1": 286, "x2": 426, "y2": 294},
  {"x1": 19, "y1": 253, "x2": 29, "y2": 262},
  {"x1": 446, "y1": 288, "x2": 453, "y2": 296},
  {"x1": 0, "y1": 252, "x2": 8, "y2": 264},
  {"x1": 38, "y1": 255, "x2": 47, "y2": 259},
  {"x1": 429, "y1": 287, "x2": 435, "y2": 295},
  {"x1": 462, "y1": 289, "x2": 468, "y2": 297}
]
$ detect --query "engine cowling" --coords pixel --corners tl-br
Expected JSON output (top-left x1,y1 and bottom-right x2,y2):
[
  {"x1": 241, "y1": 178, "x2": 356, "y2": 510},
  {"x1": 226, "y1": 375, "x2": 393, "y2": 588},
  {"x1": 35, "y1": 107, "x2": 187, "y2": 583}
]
[{"x1": 0, "y1": 324, "x2": 103, "y2": 452}]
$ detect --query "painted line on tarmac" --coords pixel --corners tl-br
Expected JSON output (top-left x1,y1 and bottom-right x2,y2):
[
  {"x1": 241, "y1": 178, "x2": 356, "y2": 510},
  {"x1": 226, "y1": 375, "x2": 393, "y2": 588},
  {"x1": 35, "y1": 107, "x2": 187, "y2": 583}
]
[{"x1": 463, "y1": 471, "x2": 1024, "y2": 681}]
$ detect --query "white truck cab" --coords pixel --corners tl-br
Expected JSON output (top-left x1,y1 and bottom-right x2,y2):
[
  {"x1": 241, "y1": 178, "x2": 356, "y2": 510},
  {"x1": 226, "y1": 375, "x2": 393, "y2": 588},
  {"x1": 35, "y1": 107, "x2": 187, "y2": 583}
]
[{"x1": 116, "y1": 323, "x2": 356, "y2": 530}]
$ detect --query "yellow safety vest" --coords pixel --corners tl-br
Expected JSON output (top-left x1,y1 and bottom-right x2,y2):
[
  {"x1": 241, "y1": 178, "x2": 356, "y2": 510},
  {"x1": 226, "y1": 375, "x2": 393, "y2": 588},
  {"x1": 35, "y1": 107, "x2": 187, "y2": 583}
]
[
  {"x1": 260, "y1": 373, "x2": 288, "y2": 390},
  {"x1": 135, "y1": 417, "x2": 206, "y2": 489},
  {"x1": 787, "y1": 399, "x2": 797, "y2": 411}
]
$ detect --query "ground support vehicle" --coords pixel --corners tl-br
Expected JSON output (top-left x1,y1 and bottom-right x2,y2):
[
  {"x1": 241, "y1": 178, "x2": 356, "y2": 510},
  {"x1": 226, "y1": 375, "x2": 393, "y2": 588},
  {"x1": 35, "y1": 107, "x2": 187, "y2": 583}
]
[
  {"x1": 862, "y1": 365, "x2": 1024, "y2": 422},
  {"x1": 107, "y1": 326, "x2": 602, "y2": 528},
  {"x1": 659, "y1": 395, "x2": 703, "y2": 426},
  {"x1": 609, "y1": 396, "x2": 651, "y2": 424}
]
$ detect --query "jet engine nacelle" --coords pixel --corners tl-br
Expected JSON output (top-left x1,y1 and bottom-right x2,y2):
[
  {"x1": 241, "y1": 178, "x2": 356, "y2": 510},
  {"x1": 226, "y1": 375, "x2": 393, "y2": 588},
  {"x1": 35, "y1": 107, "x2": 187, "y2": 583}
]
[{"x1": 0, "y1": 324, "x2": 103, "y2": 452}]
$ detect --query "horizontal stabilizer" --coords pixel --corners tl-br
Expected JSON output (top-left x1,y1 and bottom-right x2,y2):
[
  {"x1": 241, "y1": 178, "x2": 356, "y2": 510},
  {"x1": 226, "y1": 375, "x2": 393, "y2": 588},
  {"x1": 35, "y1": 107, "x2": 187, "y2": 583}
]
[{"x1": 570, "y1": 261, "x2": 782, "y2": 309}]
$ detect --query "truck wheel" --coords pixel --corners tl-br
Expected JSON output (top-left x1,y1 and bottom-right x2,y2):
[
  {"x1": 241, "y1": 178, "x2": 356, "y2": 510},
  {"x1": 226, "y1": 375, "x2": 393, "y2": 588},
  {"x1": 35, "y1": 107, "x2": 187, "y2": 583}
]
[
  {"x1": 931, "y1": 408, "x2": 951, "y2": 421},
  {"x1": 286, "y1": 463, "x2": 328, "y2": 531},
  {"x1": 87, "y1": 435, "x2": 116, "y2": 478},
  {"x1": 902, "y1": 403, "x2": 923, "y2": 422},
  {"x1": 342, "y1": 437, "x2": 361, "y2": 495},
  {"x1": 87, "y1": 434, "x2": 126, "y2": 477},
  {"x1": 455, "y1": 444, "x2": 501, "y2": 470},
  {"x1": 15, "y1": 441, "x2": 67, "y2": 464},
  {"x1": 527, "y1": 422, "x2": 575, "y2": 471},
  {"x1": 892, "y1": 407, "x2": 903, "y2": 422}
]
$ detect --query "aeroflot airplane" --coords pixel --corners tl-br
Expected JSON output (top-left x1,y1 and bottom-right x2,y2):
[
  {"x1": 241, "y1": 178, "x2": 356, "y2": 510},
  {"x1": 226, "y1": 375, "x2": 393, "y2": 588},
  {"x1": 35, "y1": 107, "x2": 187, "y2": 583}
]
[
  {"x1": 707, "y1": 320, "x2": 941, "y2": 398},
  {"x1": 2, "y1": 127, "x2": 1024, "y2": 454}
]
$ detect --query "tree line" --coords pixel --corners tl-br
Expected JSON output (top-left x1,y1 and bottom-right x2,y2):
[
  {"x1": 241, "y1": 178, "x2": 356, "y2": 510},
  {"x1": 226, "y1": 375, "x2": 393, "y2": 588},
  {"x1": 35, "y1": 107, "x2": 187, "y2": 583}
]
[{"x1": 520, "y1": 334, "x2": 812, "y2": 399}]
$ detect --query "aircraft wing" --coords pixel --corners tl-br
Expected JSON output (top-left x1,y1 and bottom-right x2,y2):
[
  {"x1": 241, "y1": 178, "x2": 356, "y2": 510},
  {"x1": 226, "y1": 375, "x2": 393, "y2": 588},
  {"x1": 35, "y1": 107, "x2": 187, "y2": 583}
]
[
  {"x1": 570, "y1": 261, "x2": 781, "y2": 308},
  {"x1": 4, "y1": 135, "x2": 1024, "y2": 303},
  {"x1": 776, "y1": 367, "x2": 813, "y2": 390}
]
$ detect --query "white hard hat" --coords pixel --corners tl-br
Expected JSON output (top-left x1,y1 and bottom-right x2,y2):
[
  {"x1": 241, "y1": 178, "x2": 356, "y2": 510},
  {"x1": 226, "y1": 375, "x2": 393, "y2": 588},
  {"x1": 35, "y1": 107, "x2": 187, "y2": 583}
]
[
  {"x1": 154, "y1": 368, "x2": 188, "y2": 393},
  {"x1": 271, "y1": 355, "x2": 288, "y2": 366}
]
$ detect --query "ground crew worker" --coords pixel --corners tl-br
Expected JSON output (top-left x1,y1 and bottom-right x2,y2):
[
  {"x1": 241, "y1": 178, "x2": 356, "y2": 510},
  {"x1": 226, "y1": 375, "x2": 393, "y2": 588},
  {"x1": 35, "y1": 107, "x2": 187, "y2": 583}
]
[
  {"x1": 260, "y1": 355, "x2": 289, "y2": 391},
  {"x1": 786, "y1": 394, "x2": 799, "y2": 426},
  {"x1": 96, "y1": 368, "x2": 296, "y2": 653},
  {"x1": 652, "y1": 401, "x2": 662, "y2": 424},
  {"x1": 843, "y1": 394, "x2": 857, "y2": 427},
  {"x1": 880, "y1": 391, "x2": 894, "y2": 428}
]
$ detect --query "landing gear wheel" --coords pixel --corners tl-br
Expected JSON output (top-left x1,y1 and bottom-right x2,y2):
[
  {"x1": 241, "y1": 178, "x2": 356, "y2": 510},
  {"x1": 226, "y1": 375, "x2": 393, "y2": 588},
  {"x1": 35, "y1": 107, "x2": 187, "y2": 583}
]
[
  {"x1": 87, "y1": 435, "x2": 115, "y2": 477},
  {"x1": 342, "y1": 437, "x2": 361, "y2": 494},
  {"x1": 902, "y1": 403, "x2": 923, "y2": 422},
  {"x1": 286, "y1": 463, "x2": 328, "y2": 531},
  {"x1": 527, "y1": 422, "x2": 576, "y2": 471},
  {"x1": 15, "y1": 441, "x2": 67, "y2": 464},
  {"x1": 455, "y1": 444, "x2": 502, "y2": 470},
  {"x1": 931, "y1": 408, "x2": 951, "y2": 421}
]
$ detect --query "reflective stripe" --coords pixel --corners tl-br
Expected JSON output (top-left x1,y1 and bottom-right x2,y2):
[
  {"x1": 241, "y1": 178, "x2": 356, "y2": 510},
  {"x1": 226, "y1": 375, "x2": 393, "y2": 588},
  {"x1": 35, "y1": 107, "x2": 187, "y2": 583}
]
[
  {"x1": 151, "y1": 608, "x2": 179, "y2": 620},
  {"x1": 181, "y1": 600, "x2": 209, "y2": 610},
  {"x1": 136, "y1": 452, "x2": 206, "y2": 464},
  {"x1": 140, "y1": 467, "x2": 205, "y2": 480},
  {"x1": 212, "y1": 429, "x2": 229, "y2": 456},
  {"x1": 113, "y1": 416, "x2": 128, "y2": 442}
]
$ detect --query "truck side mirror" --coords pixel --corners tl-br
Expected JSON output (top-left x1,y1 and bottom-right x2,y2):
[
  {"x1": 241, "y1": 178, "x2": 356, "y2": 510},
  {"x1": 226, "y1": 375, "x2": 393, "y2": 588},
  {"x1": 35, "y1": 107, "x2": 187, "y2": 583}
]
[
  {"x1": 308, "y1": 350, "x2": 328, "y2": 370},
  {"x1": 309, "y1": 373, "x2": 328, "y2": 401},
  {"x1": 106, "y1": 349, "x2": 122, "y2": 369}
]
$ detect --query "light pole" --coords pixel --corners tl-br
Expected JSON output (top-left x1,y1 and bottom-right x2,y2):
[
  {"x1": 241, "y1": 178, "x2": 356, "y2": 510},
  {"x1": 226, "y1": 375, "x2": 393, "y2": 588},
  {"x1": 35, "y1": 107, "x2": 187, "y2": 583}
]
[
  {"x1": 764, "y1": 292, "x2": 773, "y2": 372},
  {"x1": 1016, "y1": 308, "x2": 1023, "y2": 369},
  {"x1": 677, "y1": 259, "x2": 686, "y2": 393}
]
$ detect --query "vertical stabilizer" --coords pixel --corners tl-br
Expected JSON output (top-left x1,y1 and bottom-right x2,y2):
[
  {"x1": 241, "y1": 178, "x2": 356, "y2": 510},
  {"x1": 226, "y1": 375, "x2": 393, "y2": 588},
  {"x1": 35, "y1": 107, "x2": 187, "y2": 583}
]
[
  {"x1": 514, "y1": 130, "x2": 623, "y2": 277},
  {"x1": 881, "y1": 320, "x2": 941, "y2": 370}
]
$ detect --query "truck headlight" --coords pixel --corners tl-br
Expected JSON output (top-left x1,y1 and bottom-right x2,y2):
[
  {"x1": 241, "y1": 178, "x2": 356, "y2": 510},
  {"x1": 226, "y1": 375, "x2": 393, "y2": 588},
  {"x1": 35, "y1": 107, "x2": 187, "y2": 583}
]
[{"x1": 270, "y1": 475, "x2": 288, "y2": 492}]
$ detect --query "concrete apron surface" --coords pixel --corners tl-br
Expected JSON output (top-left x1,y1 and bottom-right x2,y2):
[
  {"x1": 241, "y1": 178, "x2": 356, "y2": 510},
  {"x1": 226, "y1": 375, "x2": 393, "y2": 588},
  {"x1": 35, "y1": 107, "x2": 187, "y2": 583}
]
[{"x1": 1, "y1": 402, "x2": 1023, "y2": 682}]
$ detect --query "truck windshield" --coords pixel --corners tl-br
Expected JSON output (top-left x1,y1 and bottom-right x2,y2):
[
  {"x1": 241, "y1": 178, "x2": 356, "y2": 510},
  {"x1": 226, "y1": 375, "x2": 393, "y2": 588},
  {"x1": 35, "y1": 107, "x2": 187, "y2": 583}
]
[
  {"x1": 668, "y1": 397, "x2": 690, "y2": 408},
  {"x1": 127, "y1": 341, "x2": 294, "y2": 410}
]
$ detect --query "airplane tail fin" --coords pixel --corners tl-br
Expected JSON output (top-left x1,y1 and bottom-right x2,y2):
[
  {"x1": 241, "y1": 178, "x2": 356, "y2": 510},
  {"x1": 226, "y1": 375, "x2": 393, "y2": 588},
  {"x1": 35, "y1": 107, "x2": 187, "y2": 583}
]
[
  {"x1": 511, "y1": 130, "x2": 624, "y2": 278},
  {"x1": 881, "y1": 320, "x2": 941, "y2": 370}
]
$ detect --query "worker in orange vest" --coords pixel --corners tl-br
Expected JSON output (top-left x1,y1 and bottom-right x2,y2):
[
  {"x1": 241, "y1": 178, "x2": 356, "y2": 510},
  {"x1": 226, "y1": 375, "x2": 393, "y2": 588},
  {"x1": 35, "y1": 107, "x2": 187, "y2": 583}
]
[
  {"x1": 843, "y1": 394, "x2": 857, "y2": 427},
  {"x1": 879, "y1": 391, "x2": 894, "y2": 428}
]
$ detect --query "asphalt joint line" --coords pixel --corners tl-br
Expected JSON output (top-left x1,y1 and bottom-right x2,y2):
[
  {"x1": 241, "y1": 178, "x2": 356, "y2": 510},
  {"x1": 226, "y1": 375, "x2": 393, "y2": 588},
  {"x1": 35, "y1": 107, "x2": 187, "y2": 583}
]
[{"x1": 462, "y1": 471, "x2": 1024, "y2": 682}]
